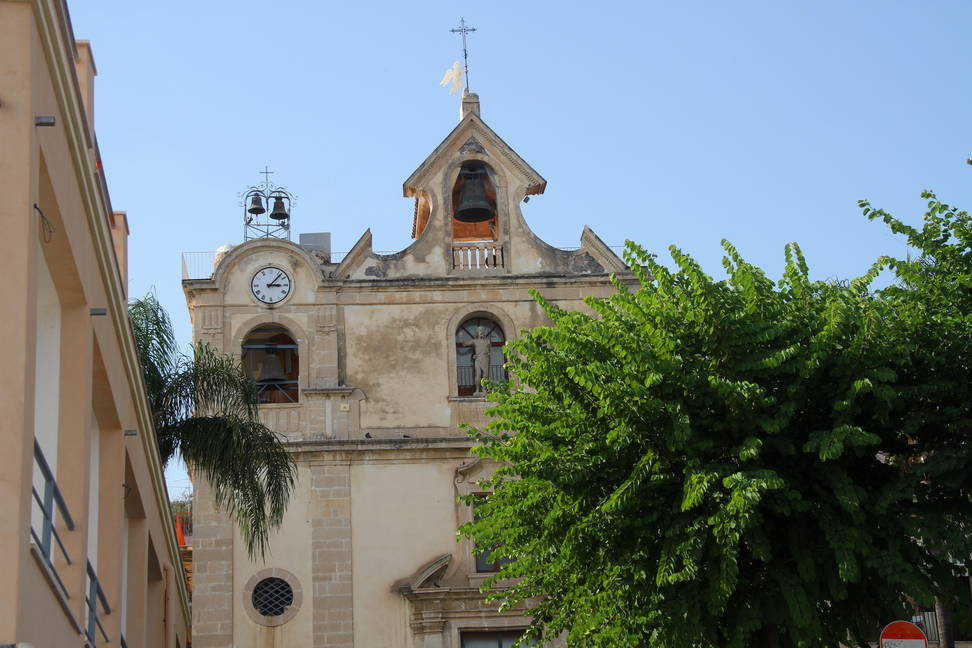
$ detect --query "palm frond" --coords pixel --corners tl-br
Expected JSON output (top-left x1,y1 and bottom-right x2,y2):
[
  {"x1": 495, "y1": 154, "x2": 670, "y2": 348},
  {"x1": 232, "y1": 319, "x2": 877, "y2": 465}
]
[
  {"x1": 129, "y1": 292, "x2": 178, "y2": 385},
  {"x1": 183, "y1": 343, "x2": 261, "y2": 421},
  {"x1": 128, "y1": 292, "x2": 297, "y2": 559},
  {"x1": 168, "y1": 416, "x2": 297, "y2": 558}
]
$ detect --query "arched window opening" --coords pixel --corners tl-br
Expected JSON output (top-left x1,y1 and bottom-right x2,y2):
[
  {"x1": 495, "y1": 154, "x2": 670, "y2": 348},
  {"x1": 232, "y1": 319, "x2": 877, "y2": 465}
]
[
  {"x1": 451, "y1": 163, "x2": 498, "y2": 243},
  {"x1": 456, "y1": 316, "x2": 505, "y2": 397},
  {"x1": 242, "y1": 326, "x2": 299, "y2": 404}
]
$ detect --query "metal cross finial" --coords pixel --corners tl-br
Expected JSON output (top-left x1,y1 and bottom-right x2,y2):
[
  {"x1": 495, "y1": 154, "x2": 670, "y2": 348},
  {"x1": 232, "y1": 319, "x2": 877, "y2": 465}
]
[
  {"x1": 450, "y1": 18, "x2": 476, "y2": 91},
  {"x1": 260, "y1": 166, "x2": 274, "y2": 184}
]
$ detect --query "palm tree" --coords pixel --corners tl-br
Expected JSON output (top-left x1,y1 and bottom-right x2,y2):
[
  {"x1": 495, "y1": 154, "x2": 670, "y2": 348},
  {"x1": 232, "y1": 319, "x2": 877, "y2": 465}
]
[
  {"x1": 129, "y1": 292, "x2": 296, "y2": 558},
  {"x1": 936, "y1": 596, "x2": 955, "y2": 648}
]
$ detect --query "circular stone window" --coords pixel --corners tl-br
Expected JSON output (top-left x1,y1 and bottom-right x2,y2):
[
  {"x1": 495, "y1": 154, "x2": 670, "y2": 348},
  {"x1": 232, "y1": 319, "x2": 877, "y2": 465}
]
[
  {"x1": 252, "y1": 577, "x2": 292, "y2": 616},
  {"x1": 243, "y1": 568, "x2": 302, "y2": 626}
]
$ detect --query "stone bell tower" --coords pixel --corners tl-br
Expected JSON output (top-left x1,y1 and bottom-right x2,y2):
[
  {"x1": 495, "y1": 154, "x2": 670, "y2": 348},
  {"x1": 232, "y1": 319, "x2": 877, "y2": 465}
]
[{"x1": 185, "y1": 93, "x2": 629, "y2": 648}]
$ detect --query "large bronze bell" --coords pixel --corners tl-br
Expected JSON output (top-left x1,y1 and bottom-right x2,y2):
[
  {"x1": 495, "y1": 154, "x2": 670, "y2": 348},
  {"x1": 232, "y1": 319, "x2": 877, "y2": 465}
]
[
  {"x1": 256, "y1": 345, "x2": 289, "y2": 386},
  {"x1": 269, "y1": 196, "x2": 290, "y2": 221},
  {"x1": 247, "y1": 194, "x2": 266, "y2": 215},
  {"x1": 454, "y1": 172, "x2": 494, "y2": 223}
]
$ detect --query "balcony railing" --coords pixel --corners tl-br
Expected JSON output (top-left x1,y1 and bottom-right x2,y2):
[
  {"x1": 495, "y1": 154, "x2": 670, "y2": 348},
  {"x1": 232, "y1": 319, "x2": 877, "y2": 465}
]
[
  {"x1": 457, "y1": 364, "x2": 506, "y2": 389},
  {"x1": 30, "y1": 438, "x2": 75, "y2": 601},
  {"x1": 86, "y1": 560, "x2": 112, "y2": 645},
  {"x1": 453, "y1": 243, "x2": 504, "y2": 270},
  {"x1": 182, "y1": 251, "x2": 217, "y2": 280}
]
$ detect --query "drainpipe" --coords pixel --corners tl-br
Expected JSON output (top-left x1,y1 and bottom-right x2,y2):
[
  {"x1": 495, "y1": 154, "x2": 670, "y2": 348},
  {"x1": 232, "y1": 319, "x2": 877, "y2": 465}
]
[{"x1": 163, "y1": 562, "x2": 176, "y2": 648}]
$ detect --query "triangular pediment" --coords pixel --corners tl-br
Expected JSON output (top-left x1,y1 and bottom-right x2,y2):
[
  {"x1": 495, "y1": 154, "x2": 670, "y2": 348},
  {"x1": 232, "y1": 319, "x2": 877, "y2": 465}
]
[
  {"x1": 457, "y1": 136, "x2": 487, "y2": 155},
  {"x1": 403, "y1": 112, "x2": 546, "y2": 198}
]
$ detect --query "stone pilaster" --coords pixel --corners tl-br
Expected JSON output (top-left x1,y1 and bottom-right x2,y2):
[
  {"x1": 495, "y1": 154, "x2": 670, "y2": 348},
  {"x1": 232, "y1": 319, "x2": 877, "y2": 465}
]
[
  {"x1": 191, "y1": 478, "x2": 235, "y2": 647},
  {"x1": 310, "y1": 458, "x2": 354, "y2": 647}
]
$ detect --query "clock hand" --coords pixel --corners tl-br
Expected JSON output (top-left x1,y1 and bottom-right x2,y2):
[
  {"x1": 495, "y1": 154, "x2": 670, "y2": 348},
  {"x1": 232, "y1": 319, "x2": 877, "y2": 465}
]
[{"x1": 271, "y1": 272, "x2": 283, "y2": 285}]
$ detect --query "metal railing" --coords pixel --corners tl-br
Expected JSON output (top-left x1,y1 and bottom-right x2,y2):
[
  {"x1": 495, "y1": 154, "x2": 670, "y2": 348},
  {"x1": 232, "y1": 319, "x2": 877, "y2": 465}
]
[
  {"x1": 457, "y1": 365, "x2": 506, "y2": 389},
  {"x1": 918, "y1": 609, "x2": 939, "y2": 641},
  {"x1": 182, "y1": 250, "x2": 350, "y2": 280},
  {"x1": 85, "y1": 560, "x2": 111, "y2": 645},
  {"x1": 182, "y1": 251, "x2": 217, "y2": 280},
  {"x1": 257, "y1": 382, "x2": 299, "y2": 404},
  {"x1": 558, "y1": 245, "x2": 626, "y2": 254},
  {"x1": 30, "y1": 438, "x2": 75, "y2": 601}
]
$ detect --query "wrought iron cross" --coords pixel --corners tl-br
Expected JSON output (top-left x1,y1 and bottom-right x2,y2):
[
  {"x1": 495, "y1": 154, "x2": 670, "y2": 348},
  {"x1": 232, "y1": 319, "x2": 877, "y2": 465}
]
[
  {"x1": 260, "y1": 166, "x2": 274, "y2": 187},
  {"x1": 450, "y1": 18, "x2": 477, "y2": 91}
]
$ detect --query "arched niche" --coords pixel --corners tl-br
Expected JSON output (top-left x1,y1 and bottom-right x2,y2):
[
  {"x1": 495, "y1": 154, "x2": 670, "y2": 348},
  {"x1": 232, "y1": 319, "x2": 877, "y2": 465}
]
[
  {"x1": 451, "y1": 162, "x2": 499, "y2": 242},
  {"x1": 445, "y1": 304, "x2": 516, "y2": 398},
  {"x1": 455, "y1": 316, "x2": 506, "y2": 397},
  {"x1": 232, "y1": 314, "x2": 310, "y2": 399},
  {"x1": 243, "y1": 325, "x2": 300, "y2": 404},
  {"x1": 442, "y1": 156, "x2": 509, "y2": 244}
]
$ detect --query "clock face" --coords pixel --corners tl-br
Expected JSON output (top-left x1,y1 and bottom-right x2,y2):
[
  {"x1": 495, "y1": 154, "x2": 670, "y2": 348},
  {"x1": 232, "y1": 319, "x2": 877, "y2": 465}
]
[{"x1": 250, "y1": 266, "x2": 292, "y2": 305}]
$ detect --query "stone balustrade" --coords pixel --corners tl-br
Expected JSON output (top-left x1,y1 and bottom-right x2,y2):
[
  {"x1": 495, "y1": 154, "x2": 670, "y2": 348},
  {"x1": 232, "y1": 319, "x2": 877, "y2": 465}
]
[
  {"x1": 452, "y1": 243, "x2": 504, "y2": 270},
  {"x1": 259, "y1": 403, "x2": 302, "y2": 440}
]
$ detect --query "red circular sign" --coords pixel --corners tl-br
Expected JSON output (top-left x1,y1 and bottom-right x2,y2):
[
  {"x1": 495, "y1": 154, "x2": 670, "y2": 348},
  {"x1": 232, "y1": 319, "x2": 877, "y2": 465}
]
[{"x1": 879, "y1": 620, "x2": 928, "y2": 648}]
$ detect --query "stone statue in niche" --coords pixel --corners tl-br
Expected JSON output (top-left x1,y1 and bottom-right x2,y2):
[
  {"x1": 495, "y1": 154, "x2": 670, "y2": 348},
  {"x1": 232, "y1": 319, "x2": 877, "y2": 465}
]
[{"x1": 459, "y1": 326, "x2": 491, "y2": 393}]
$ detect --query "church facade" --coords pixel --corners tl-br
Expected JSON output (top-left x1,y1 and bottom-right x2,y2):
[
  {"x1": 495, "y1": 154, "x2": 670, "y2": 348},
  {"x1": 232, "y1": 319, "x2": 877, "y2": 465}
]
[{"x1": 185, "y1": 92, "x2": 629, "y2": 648}]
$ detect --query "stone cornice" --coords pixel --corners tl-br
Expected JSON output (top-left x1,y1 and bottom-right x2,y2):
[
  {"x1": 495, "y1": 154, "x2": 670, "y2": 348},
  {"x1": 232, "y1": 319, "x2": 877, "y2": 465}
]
[
  {"x1": 184, "y1": 269, "x2": 634, "y2": 296},
  {"x1": 297, "y1": 438, "x2": 477, "y2": 464}
]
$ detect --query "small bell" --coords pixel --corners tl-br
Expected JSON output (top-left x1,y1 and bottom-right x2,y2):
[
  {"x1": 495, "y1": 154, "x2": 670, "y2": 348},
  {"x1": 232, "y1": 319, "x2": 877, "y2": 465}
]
[
  {"x1": 269, "y1": 196, "x2": 290, "y2": 221},
  {"x1": 454, "y1": 172, "x2": 494, "y2": 223},
  {"x1": 256, "y1": 344, "x2": 289, "y2": 386},
  {"x1": 247, "y1": 194, "x2": 266, "y2": 215}
]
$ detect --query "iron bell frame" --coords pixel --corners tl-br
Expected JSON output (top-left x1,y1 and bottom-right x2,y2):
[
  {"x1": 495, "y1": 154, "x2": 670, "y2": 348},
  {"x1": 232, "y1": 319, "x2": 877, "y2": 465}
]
[{"x1": 239, "y1": 174, "x2": 298, "y2": 242}]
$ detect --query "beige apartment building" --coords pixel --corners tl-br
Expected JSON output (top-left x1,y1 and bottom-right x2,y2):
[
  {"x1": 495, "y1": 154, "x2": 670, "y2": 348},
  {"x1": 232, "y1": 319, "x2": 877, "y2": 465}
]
[
  {"x1": 0, "y1": 1, "x2": 191, "y2": 646},
  {"x1": 183, "y1": 91, "x2": 630, "y2": 648}
]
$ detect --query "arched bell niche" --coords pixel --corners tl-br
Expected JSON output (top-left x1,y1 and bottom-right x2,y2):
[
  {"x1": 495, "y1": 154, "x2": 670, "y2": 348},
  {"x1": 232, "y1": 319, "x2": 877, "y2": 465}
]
[
  {"x1": 451, "y1": 162, "x2": 498, "y2": 242},
  {"x1": 242, "y1": 325, "x2": 300, "y2": 404}
]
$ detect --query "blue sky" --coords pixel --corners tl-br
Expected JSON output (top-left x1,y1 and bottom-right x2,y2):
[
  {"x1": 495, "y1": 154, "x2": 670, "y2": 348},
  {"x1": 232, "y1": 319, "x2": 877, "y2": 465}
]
[{"x1": 71, "y1": 0, "x2": 972, "y2": 493}]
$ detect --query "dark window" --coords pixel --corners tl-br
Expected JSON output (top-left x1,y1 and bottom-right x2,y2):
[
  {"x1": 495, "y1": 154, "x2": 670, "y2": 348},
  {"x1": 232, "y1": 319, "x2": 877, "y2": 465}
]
[
  {"x1": 476, "y1": 544, "x2": 514, "y2": 573},
  {"x1": 473, "y1": 495, "x2": 514, "y2": 573},
  {"x1": 461, "y1": 630, "x2": 536, "y2": 648},
  {"x1": 251, "y1": 577, "x2": 293, "y2": 617},
  {"x1": 456, "y1": 317, "x2": 505, "y2": 397},
  {"x1": 243, "y1": 326, "x2": 299, "y2": 403}
]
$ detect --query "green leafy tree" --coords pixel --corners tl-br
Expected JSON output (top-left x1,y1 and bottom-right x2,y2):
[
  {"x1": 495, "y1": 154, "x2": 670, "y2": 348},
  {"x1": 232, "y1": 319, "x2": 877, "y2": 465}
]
[
  {"x1": 462, "y1": 222, "x2": 972, "y2": 646},
  {"x1": 130, "y1": 293, "x2": 296, "y2": 558},
  {"x1": 863, "y1": 191, "x2": 972, "y2": 648}
]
